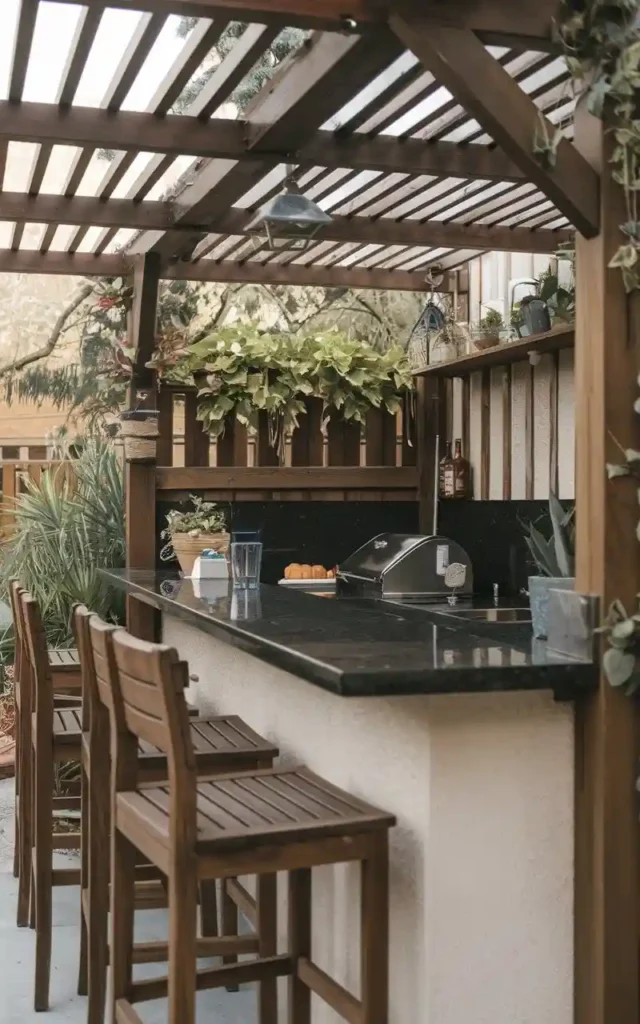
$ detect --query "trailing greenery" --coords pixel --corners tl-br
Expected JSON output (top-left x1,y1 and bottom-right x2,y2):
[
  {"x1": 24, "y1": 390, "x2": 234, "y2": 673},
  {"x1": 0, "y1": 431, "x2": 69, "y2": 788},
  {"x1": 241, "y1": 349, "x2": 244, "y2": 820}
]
[
  {"x1": 523, "y1": 493, "x2": 576, "y2": 579},
  {"x1": 0, "y1": 438, "x2": 125, "y2": 664},
  {"x1": 191, "y1": 326, "x2": 412, "y2": 455},
  {"x1": 174, "y1": 20, "x2": 307, "y2": 114},
  {"x1": 545, "y1": 0, "x2": 640, "y2": 291},
  {"x1": 598, "y1": 378, "x2": 640, "y2": 691}
]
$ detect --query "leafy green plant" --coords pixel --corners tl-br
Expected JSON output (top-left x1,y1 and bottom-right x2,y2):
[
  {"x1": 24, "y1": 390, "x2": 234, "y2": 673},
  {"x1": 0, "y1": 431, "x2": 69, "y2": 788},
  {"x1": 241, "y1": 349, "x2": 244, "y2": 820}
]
[
  {"x1": 161, "y1": 495, "x2": 227, "y2": 539},
  {"x1": 478, "y1": 308, "x2": 504, "y2": 334},
  {"x1": 0, "y1": 437, "x2": 125, "y2": 663},
  {"x1": 191, "y1": 326, "x2": 412, "y2": 455},
  {"x1": 549, "y1": 1, "x2": 640, "y2": 291},
  {"x1": 523, "y1": 493, "x2": 576, "y2": 578},
  {"x1": 599, "y1": 382, "x2": 640, "y2": 692}
]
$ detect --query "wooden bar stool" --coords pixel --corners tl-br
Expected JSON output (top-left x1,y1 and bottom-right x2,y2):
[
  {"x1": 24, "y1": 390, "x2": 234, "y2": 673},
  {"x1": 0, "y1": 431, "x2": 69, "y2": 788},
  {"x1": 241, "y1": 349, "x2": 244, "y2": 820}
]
[
  {"x1": 106, "y1": 625, "x2": 395, "y2": 1024},
  {"x1": 19, "y1": 589, "x2": 84, "y2": 1012},
  {"x1": 9, "y1": 580, "x2": 81, "y2": 910},
  {"x1": 75, "y1": 606, "x2": 279, "y2": 1024}
]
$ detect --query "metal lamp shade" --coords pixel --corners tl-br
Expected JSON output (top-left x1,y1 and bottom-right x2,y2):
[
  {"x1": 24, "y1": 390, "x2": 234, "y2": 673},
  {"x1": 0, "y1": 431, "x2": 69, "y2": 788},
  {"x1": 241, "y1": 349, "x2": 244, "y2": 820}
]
[{"x1": 247, "y1": 191, "x2": 332, "y2": 253}]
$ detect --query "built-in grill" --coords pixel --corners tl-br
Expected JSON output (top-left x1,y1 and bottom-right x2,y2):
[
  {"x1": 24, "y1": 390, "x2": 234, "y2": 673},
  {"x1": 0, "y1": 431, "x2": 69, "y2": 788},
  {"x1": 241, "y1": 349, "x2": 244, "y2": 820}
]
[{"x1": 336, "y1": 533, "x2": 474, "y2": 603}]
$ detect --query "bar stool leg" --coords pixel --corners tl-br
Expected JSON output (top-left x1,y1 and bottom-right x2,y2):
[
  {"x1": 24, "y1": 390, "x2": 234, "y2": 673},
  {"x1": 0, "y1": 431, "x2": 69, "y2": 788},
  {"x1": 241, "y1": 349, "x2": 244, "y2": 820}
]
[
  {"x1": 16, "y1": 724, "x2": 32, "y2": 926},
  {"x1": 288, "y1": 868, "x2": 311, "y2": 1024},
  {"x1": 110, "y1": 829, "x2": 136, "y2": 1024},
  {"x1": 360, "y1": 832, "x2": 389, "y2": 1024},
  {"x1": 77, "y1": 760, "x2": 89, "y2": 997},
  {"x1": 33, "y1": 742, "x2": 53, "y2": 1011},
  {"x1": 87, "y1": 751, "x2": 110, "y2": 1024},
  {"x1": 221, "y1": 880, "x2": 240, "y2": 991},
  {"x1": 167, "y1": 856, "x2": 198, "y2": 1024},
  {"x1": 257, "y1": 873, "x2": 278, "y2": 1024},
  {"x1": 199, "y1": 880, "x2": 219, "y2": 936}
]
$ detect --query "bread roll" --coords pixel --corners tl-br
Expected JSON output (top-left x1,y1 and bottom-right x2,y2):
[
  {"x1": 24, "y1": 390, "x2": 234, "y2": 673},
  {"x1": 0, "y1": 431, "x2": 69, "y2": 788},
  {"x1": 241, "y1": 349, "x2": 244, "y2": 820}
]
[
  {"x1": 300, "y1": 564, "x2": 312, "y2": 579},
  {"x1": 286, "y1": 563, "x2": 302, "y2": 579},
  {"x1": 311, "y1": 565, "x2": 327, "y2": 579}
]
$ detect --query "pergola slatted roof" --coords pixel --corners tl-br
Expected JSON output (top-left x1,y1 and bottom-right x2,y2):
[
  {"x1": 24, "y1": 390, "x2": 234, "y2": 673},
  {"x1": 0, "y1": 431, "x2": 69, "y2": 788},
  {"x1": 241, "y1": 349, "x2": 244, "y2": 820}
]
[{"x1": 0, "y1": 0, "x2": 586, "y2": 290}]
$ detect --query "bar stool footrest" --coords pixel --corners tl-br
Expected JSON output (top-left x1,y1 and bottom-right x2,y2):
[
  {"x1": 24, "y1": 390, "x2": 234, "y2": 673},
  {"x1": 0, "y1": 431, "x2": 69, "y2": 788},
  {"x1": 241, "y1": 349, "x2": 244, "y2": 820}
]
[{"x1": 130, "y1": 954, "x2": 293, "y2": 1003}]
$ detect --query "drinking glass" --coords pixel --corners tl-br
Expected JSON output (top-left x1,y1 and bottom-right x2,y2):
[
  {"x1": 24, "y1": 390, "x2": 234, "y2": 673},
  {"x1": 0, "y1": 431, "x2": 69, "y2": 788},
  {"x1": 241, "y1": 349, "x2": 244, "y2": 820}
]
[{"x1": 230, "y1": 541, "x2": 263, "y2": 590}]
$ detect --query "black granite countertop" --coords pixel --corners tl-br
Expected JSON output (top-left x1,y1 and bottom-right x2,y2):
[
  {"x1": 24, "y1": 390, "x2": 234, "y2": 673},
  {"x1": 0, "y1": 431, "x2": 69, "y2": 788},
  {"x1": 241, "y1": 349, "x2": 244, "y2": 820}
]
[{"x1": 100, "y1": 570, "x2": 596, "y2": 700}]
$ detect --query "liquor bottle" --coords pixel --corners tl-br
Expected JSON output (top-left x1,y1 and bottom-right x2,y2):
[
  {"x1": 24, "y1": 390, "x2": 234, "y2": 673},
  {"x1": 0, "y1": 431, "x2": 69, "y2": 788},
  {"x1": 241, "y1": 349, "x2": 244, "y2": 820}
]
[
  {"x1": 439, "y1": 441, "x2": 453, "y2": 498},
  {"x1": 452, "y1": 438, "x2": 471, "y2": 498}
]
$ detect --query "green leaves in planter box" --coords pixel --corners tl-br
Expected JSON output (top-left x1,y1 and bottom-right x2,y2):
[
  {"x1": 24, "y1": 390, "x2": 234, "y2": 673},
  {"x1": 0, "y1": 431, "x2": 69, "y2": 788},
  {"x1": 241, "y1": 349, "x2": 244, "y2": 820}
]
[{"x1": 191, "y1": 326, "x2": 412, "y2": 445}]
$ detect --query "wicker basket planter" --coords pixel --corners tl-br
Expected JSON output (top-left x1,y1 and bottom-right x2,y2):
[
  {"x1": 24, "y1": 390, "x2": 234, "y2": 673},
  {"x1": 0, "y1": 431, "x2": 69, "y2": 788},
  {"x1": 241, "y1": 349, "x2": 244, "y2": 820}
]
[
  {"x1": 170, "y1": 531, "x2": 231, "y2": 577},
  {"x1": 119, "y1": 410, "x2": 159, "y2": 462}
]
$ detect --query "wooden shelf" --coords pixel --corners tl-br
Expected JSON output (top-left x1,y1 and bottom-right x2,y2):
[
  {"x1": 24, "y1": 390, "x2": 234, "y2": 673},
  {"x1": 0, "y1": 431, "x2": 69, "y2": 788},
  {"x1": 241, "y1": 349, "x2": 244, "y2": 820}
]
[{"x1": 416, "y1": 325, "x2": 575, "y2": 378}]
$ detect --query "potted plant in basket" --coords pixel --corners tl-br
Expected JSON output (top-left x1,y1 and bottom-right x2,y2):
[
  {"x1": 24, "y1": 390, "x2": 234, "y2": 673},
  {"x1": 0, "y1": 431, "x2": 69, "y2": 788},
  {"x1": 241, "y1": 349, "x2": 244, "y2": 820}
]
[
  {"x1": 160, "y1": 495, "x2": 230, "y2": 577},
  {"x1": 472, "y1": 308, "x2": 504, "y2": 350},
  {"x1": 522, "y1": 492, "x2": 575, "y2": 639}
]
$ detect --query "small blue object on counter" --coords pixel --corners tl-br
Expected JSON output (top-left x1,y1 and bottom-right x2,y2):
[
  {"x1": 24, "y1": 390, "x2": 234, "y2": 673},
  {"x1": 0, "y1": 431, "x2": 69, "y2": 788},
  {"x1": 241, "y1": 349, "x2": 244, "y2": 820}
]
[{"x1": 191, "y1": 549, "x2": 229, "y2": 580}]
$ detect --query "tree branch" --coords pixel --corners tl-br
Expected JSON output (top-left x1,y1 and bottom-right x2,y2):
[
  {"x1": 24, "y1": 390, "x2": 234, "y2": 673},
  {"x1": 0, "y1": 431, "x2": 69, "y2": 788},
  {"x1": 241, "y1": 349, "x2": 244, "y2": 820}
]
[{"x1": 0, "y1": 282, "x2": 96, "y2": 379}]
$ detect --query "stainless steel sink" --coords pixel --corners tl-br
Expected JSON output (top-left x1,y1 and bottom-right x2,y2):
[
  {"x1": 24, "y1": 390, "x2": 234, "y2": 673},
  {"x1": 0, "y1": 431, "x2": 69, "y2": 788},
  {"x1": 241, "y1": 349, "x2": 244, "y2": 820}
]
[{"x1": 443, "y1": 607, "x2": 531, "y2": 624}]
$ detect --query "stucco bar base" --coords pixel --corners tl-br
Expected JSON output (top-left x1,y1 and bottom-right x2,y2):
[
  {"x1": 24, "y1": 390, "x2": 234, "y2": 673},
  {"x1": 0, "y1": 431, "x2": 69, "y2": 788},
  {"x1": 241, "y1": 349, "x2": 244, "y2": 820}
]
[{"x1": 164, "y1": 616, "x2": 574, "y2": 1024}]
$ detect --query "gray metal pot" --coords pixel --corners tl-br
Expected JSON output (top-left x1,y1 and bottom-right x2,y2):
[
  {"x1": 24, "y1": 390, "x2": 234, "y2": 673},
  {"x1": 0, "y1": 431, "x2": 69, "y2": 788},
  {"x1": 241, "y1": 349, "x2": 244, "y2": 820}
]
[{"x1": 528, "y1": 576, "x2": 575, "y2": 639}]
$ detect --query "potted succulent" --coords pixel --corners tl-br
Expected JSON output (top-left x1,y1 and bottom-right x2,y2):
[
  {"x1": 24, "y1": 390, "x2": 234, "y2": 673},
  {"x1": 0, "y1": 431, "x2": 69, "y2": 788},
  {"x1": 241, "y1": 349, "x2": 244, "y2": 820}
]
[
  {"x1": 160, "y1": 495, "x2": 229, "y2": 576},
  {"x1": 523, "y1": 493, "x2": 575, "y2": 639}
]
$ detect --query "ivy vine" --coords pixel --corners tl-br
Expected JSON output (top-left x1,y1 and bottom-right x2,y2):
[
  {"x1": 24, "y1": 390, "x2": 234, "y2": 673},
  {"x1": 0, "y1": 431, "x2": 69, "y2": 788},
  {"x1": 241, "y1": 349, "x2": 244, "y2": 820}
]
[{"x1": 540, "y1": 0, "x2": 640, "y2": 291}]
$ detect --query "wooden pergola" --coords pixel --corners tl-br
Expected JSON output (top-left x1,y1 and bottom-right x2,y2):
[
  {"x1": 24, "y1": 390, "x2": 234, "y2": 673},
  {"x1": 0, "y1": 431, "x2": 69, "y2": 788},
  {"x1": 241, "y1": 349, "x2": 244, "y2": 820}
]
[{"x1": 1, "y1": 3, "x2": 637, "y2": 1024}]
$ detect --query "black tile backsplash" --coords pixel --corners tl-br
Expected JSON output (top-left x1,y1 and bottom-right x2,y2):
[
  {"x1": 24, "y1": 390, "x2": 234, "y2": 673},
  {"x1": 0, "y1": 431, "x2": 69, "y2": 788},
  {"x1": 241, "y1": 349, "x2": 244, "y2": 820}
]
[
  {"x1": 156, "y1": 496, "x2": 561, "y2": 594},
  {"x1": 438, "y1": 499, "x2": 559, "y2": 596},
  {"x1": 156, "y1": 500, "x2": 419, "y2": 583}
]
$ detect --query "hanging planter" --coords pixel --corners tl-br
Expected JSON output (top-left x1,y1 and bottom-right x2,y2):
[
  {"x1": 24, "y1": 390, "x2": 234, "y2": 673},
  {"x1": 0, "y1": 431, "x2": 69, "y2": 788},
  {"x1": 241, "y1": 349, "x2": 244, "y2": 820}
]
[{"x1": 119, "y1": 409, "x2": 159, "y2": 463}]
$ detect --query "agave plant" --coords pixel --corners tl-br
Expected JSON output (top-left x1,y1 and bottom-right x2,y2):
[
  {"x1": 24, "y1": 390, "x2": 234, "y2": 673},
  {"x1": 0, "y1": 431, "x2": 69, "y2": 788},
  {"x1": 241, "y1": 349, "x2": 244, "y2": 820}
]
[
  {"x1": 0, "y1": 437, "x2": 125, "y2": 665},
  {"x1": 523, "y1": 492, "x2": 575, "y2": 578}
]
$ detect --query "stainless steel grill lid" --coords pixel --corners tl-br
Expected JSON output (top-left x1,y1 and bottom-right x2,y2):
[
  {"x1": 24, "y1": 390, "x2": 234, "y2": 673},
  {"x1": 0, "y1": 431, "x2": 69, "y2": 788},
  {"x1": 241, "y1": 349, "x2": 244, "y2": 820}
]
[{"x1": 337, "y1": 533, "x2": 473, "y2": 601}]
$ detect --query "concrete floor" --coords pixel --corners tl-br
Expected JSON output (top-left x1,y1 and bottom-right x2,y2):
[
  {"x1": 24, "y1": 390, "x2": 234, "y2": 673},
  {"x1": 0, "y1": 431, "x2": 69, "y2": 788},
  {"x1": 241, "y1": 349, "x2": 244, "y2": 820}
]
[{"x1": 0, "y1": 778, "x2": 255, "y2": 1022}]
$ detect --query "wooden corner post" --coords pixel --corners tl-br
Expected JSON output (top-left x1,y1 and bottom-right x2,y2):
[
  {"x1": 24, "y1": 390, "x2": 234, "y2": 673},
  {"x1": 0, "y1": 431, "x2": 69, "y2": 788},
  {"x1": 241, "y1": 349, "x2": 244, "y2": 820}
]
[
  {"x1": 125, "y1": 252, "x2": 161, "y2": 641},
  {"x1": 573, "y1": 103, "x2": 640, "y2": 1024}
]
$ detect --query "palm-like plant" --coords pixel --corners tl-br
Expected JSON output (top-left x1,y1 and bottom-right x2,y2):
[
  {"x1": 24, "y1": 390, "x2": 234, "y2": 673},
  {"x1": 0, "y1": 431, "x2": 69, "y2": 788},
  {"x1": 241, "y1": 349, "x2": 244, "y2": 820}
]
[{"x1": 0, "y1": 438, "x2": 125, "y2": 666}]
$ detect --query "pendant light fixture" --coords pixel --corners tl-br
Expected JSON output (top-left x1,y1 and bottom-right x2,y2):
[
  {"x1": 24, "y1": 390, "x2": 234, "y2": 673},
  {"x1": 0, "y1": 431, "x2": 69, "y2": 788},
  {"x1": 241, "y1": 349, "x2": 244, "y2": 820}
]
[{"x1": 246, "y1": 166, "x2": 332, "y2": 253}]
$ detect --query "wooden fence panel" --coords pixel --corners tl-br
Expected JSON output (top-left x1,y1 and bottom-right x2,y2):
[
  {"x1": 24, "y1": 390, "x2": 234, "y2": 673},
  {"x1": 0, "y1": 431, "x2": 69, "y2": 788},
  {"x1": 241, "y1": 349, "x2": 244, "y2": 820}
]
[
  {"x1": 291, "y1": 398, "x2": 324, "y2": 467},
  {"x1": 217, "y1": 420, "x2": 248, "y2": 468},
  {"x1": 184, "y1": 392, "x2": 209, "y2": 467},
  {"x1": 366, "y1": 408, "x2": 397, "y2": 467}
]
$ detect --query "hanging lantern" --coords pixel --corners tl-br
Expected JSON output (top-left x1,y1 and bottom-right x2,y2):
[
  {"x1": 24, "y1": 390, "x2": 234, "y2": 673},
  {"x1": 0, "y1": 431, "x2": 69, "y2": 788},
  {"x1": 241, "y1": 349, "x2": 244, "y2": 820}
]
[{"x1": 246, "y1": 170, "x2": 332, "y2": 253}]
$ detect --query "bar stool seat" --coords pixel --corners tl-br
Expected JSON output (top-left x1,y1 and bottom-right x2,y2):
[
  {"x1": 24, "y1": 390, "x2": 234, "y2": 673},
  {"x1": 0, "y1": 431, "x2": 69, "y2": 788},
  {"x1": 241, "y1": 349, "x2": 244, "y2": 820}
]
[
  {"x1": 43, "y1": 707, "x2": 84, "y2": 748},
  {"x1": 137, "y1": 716, "x2": 277, "y2": 776},
  {"x1": 117, "y1": 766, "x2": 392, "y2": 860}
]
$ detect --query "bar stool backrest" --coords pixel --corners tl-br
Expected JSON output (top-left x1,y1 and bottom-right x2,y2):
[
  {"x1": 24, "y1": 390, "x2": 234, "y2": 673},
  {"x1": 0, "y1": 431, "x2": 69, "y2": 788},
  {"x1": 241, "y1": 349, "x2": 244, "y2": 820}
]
[
  {"x1": 9, "y1": 581, "x2": 29, "y2": 709},
  {"x1": 19, "y1": 591, "x2": 54, "y2": 730},
  {"x1": 73, "y1": 605, "x2": 109, "y2": 735},
  {"x1": 109, "y1": 628, "x2": 197, "y2": 843}
]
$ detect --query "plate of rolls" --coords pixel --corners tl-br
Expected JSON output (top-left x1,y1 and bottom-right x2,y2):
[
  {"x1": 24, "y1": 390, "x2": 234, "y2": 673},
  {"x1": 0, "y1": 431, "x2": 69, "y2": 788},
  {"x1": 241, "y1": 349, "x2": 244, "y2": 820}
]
[{"x1": 279, "y1": 564, "x2": 337, "y2": 588}]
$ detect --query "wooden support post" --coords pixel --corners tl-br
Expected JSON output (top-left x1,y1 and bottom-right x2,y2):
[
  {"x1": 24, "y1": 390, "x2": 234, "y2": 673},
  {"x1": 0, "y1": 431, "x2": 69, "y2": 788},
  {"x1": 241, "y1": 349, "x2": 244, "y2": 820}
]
[
  {"x1": 125, "y1": 253, "x2": 161, "y2": 641},
  {"x1": 416, "y1": 377, "x2": 446, "y2": 534},
  {"x1": 573, "y1": 104, "x2": 640, "y2": 1024}
]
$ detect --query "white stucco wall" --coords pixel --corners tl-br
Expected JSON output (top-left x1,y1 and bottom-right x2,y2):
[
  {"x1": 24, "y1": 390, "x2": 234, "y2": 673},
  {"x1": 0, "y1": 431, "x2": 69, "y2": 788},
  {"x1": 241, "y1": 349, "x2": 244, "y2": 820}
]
[
  {"x1": 462, "y1": 252, "x2": 575, "y2": 500},
  {"x1": 164, "y1": 616, "x2": 575, "y2": 1024}
]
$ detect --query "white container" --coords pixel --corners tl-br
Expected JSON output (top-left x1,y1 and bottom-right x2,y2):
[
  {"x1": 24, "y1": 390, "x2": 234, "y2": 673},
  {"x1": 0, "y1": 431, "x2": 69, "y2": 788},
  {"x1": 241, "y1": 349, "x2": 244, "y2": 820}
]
[{"x1": 191, "y1": 553, "x2": 229, "y2": 581}]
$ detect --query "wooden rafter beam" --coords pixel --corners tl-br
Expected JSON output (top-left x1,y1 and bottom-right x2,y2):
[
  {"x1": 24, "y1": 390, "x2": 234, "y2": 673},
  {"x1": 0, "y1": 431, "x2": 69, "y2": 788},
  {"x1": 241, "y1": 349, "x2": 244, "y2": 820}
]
[
  {"x1": 389, "y1": 18, "x2": 599, "y2": 237},
  {"x1": 130, "y1": 29, "x2": 405, "y2": 261},
  {"x1": 0, "y1": 248, "x2": 448, "y2": 291},
  {"x1": 165, "y1": 259, "x2": 453, "y2": 291},
  {"x1": 0, "y1": 103, "x2": 529, "y2": 183},
  {"x1": 71, "y1": 0, "x2": 560, "y2": 43},
  {"x1": 0, "y1": 192, "x2": 568, "y2": 252}
]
